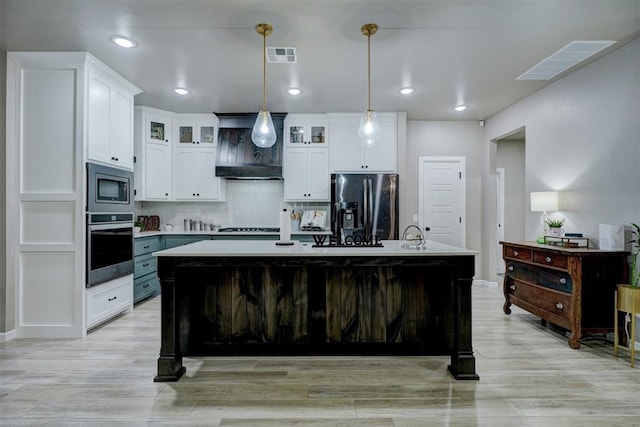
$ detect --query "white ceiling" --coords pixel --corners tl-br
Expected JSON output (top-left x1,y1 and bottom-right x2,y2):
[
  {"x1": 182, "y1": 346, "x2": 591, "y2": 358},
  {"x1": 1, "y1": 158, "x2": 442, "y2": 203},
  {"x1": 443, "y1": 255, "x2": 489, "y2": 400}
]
[{"x1": 1, "y1": 0, "x2": 638, "y2": 120}]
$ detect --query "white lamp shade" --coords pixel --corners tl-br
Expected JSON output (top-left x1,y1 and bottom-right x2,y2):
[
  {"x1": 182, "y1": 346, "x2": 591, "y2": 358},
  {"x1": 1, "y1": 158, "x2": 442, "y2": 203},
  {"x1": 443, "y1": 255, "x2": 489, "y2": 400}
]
[{"x1": 530, "y1": 191, "x2": 559, "y2": 212}]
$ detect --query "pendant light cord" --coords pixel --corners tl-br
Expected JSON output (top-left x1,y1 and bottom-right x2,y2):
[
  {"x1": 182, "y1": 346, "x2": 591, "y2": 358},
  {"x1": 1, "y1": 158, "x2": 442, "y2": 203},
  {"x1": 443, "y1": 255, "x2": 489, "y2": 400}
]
[
  {"x1": 262, "y1": 29, "x2": 267, "y2": 111},
  {"x1": 367, "y1": 31, "x2": 371, "y2": 111}
]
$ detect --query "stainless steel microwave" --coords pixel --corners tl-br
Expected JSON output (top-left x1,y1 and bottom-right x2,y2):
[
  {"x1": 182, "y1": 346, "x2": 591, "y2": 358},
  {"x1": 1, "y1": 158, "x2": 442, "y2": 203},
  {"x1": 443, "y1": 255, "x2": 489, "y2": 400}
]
[{"x1": 87, "y1": 162, "x2": 133, "y2": 213}]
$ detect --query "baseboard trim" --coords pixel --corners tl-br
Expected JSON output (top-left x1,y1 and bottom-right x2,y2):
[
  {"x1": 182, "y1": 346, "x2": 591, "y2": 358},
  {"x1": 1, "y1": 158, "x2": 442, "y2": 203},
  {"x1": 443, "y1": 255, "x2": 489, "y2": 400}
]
[
  {"x1": 0, "y1": 329, "x2": 16, "y2": 342},
  {"x1": 473, "y1": 279, "x2": 498, "y2": 288}
]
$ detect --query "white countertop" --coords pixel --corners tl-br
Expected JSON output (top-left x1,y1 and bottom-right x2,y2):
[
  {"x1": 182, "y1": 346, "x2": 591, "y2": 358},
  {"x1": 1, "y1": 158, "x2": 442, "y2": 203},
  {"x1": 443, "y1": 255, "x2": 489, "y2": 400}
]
[
  {"x1": 136, "y1": 230, "x2": 332, "y2": 238},
  {"x1": 153, "y1": 239, "x2": 476, "y2": 257}
]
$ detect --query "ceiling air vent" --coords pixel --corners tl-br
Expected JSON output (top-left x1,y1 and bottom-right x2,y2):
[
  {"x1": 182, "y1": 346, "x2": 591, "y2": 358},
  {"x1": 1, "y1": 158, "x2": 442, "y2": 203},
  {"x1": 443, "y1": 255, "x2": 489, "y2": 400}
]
[
  {"x1": 267, "y1": 47, "x2": 297, "y2": 63},
  {"x1": 517, "y1": 40, "x2": 616, "y2": 81}
]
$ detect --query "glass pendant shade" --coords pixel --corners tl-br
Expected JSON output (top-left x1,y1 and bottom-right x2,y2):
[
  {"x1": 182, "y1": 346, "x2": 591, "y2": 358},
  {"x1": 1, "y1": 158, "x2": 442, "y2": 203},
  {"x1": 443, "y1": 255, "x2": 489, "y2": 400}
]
[
  {"x1": 358, "y1": 109, "x2": 382, "y2": 147},
  {"x1": 251, "y1": 109, "x2": 277, "y2": 148}
]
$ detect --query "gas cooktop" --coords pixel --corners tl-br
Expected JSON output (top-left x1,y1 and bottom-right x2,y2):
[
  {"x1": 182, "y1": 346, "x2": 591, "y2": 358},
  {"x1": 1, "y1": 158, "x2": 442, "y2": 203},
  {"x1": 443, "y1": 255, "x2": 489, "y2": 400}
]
[{"x1": 217, "y1": 227, "x2": 280, "y2": 233}]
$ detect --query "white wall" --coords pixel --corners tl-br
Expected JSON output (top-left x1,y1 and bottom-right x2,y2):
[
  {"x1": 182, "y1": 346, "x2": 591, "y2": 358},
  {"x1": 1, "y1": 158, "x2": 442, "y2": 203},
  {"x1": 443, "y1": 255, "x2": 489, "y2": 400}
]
[
  {"x1": 406, "y1": 121, "x2": 485, "y2": 275},
  {"x1": 482, "y1": 37, "x2": 640, "y2": 282},
  {"x1": 0, "y1": 51, "x2": 8, "y2": 335}
]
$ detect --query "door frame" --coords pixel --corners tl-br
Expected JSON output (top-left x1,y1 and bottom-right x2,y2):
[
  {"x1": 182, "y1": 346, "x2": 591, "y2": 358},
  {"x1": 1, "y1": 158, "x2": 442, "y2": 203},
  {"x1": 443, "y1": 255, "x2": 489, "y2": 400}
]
[
  {"x1": 418, "y1": 156, "x2": 466, "y2": 248},
  {"x1": 496, "y1": 168, "x2": 505, "y2": 274}
]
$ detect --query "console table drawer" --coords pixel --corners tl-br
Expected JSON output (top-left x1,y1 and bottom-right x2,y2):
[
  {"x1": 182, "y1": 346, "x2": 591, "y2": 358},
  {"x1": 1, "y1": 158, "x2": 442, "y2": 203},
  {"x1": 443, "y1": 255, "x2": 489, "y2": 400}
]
[
  {"x1": 503, "y1": 245, "x2": 532, "y2": 261},
  {"x1": 506, "y1": 261, "x2": 572, "y2": 293},
  {"x1": 508, "y1": 279, "x2": 571, "y2": 321},
  {"x1": 533, "y1": 252, "x2": 568, "y2": 269}
]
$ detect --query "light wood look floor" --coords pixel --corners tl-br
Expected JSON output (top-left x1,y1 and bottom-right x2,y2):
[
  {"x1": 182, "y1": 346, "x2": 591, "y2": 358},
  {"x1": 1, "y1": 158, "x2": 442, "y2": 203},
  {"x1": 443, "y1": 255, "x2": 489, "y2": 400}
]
[{"x1": 2, "y1": 286, "x2": 640, "y2": 426}]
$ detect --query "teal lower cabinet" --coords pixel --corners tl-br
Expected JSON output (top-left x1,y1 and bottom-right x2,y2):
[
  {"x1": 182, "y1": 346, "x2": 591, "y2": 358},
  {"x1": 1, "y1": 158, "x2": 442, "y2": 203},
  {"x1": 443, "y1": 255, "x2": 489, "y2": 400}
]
[
  {"x1": 163, "y1": 235, "x2": 211, "y2": 249},
  {"x1": 133, "y1": 236, "x2": 160, "y2": 304}
]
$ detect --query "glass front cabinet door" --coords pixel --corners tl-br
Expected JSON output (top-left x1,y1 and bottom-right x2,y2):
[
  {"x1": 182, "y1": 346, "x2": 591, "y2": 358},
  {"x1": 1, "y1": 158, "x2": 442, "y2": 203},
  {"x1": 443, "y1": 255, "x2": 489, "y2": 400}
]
[
  {"x1": 174, "y1": 114, "x2": 218, "y2": 146},
  {"x1": 285, "y1": 115, "x2": 329, "y2": 147}
]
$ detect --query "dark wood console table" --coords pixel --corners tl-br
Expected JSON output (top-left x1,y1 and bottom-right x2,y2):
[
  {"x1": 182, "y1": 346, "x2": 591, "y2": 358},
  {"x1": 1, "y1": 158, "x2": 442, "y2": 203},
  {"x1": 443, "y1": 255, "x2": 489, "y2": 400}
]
[
  {"x1": 501, "y1": 241, "x2": 628, "y2": 348},
  {"x1": 153, "y1": 240, "x2": 479, "y2": 381}
]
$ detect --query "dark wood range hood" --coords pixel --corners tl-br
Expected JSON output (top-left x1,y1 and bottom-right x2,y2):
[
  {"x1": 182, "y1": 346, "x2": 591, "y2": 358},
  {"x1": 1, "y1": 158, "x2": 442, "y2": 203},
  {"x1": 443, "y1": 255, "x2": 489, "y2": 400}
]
[{"x1": 215, "y1": 112, "x2": 287, "y2": 179}]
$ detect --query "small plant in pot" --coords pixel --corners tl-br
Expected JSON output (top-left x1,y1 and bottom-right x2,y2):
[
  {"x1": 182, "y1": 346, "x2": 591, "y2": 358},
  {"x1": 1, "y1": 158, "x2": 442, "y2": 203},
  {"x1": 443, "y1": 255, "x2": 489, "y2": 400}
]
[
  {"x1": 614, "y1": 223, "x2": 640, "y2": 363},
  {"x1": 545, "y1": 217, "x2": 565, "y2": 237},
  {"x1": 134, "y1": 221, "x2": 146, "y2": 233}
]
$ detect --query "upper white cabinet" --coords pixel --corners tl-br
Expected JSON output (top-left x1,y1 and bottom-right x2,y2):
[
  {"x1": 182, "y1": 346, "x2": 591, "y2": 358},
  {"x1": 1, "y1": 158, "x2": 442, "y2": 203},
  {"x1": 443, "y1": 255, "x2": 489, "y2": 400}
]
[
  {"x1": 134, "y1": 106, "x2": 174, "y2": 200},
  {"x1": 174, "y1": 147, "x2": 226, "y2": 201},
  {"x1": 329, "y1": 113, "x2": 397, "y2": 172},
  {"x1": 285, "y1": 114, "x2": 329, "y2": 147},
  {"x1": 87, "y1": 60, "x2": 141, "y2": 170},
  {"x1": 284, "y1": 148, "x2": 330, "y2": 201},
  {"x1": 174, "y1": 114, "x2": 218, "y2": 147}
]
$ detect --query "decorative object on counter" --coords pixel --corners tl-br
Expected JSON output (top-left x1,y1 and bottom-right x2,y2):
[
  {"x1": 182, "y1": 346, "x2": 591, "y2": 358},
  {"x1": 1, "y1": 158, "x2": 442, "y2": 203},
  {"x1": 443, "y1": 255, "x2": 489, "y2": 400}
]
[
  {"x1": 276, "y1": 209, "x2": 294, "y2": 245},
  {"x1": 251, "y1": 23, "x2": 277, "y2": 148},
  {"x1": 300, "y1": 209, "x2": 327, "y2": 231},
  {"x1": 357, "y1": 23, "x2": 382, "y2": 147},
  {"x1": 134, "y1": 220, "x2": 145, "y2": 234},
  {"x1": 136, "y1": 215, "x2": 159, "y2": 231},
  {"x1": 290, "y1": 209, "x2": 302, "y2": 231},
  {"x1": 400, "y1": 225, "x2": 431, "y2": 250},
  {"x1": 545, "y1": 217, "x2": 565, "y2": 237},
  {"x1": 544, "y1": 235, "x2": 589, "y2": 248},
  {"x1": 164, "y1": 223, "x2": 174, "y2": 231},
  {"x1": 312, "y1": 233, "x2": 383, "y2": 248}
]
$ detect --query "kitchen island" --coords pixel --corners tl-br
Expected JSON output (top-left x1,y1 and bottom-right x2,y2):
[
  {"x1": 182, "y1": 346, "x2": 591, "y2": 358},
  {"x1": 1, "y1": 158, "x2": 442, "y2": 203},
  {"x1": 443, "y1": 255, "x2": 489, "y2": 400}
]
[{"x1": 153, "y1": 240, "x2": 478, "y2": 381}]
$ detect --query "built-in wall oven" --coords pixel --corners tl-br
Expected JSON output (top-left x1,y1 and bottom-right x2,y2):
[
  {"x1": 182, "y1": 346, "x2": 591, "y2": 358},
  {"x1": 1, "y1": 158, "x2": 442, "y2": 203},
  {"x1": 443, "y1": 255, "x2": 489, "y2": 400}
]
[{"x1": 86, "y1": 163, "x2": 135, "y2": 288}]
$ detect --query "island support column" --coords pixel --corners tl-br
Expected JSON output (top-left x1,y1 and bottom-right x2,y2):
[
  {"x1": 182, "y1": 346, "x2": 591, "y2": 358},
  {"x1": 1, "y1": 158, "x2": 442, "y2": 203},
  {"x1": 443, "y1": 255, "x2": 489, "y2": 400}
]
[
  {"x1": 154, "y1": 258, "x2": 186, "y2": 382},
  {"x1": 448, "y1": 275, "x2": 479, "y2": 380}
]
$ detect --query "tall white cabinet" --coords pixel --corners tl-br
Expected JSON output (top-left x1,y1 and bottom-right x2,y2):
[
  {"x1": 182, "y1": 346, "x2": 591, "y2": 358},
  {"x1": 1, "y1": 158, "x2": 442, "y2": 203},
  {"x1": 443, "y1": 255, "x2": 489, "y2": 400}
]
[{"x1": 6, "y1": 52, "x2": 141, "y2": 338}]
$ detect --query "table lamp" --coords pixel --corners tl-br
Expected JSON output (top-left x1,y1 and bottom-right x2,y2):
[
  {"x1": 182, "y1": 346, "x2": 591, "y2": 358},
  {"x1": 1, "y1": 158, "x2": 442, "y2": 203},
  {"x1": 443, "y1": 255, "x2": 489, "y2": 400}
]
[{"x1": 531, "y1": 191, "x2": 559, "y2": 242}]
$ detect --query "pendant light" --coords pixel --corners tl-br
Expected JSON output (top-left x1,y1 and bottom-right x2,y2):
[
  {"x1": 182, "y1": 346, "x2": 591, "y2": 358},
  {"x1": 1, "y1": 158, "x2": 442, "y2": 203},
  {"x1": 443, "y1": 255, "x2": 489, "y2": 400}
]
[
  {"x1": 358, "y1": 23, "x2": 382, "y2": 147},
  {"x1": 252, "y1": 23, "x2": 277, "y2": 148}
]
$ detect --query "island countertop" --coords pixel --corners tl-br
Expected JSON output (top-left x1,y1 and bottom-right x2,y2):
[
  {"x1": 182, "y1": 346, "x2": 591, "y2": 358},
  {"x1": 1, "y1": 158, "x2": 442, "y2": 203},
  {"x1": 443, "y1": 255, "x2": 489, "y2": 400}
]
[{"x1": 153, "y1": 239, "x2": 476, "y2": 258}]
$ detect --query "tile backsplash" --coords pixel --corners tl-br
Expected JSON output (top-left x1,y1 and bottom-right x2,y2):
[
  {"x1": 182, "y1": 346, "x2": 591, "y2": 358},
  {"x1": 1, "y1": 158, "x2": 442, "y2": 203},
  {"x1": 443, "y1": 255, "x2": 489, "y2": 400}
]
[{"x1": 136, "y1": 180, "x2": 329, "y2": 230}]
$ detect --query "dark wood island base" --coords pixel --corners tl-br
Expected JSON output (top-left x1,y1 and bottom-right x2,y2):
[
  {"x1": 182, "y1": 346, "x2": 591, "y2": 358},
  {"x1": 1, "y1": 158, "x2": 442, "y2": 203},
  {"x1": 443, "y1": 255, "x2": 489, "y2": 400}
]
[{"x1": 153, "y1": 240, "x2": 478, "y2": 381}]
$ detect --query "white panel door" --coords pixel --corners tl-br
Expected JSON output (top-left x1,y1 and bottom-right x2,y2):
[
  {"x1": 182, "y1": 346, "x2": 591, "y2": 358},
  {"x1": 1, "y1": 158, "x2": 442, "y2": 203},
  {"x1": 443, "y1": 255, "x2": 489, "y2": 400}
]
[
  {"x1": 145, "y1": 144, "x2": 171, "y2": 200},
  {"x1": 419, "y1": 157, "x2": 465, "y2": 247}
]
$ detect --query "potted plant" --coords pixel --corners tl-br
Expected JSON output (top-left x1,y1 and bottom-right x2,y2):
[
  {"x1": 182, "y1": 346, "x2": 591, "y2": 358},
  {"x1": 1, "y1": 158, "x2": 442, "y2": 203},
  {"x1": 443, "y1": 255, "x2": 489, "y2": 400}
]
[
  {"x1": 545, "y1": 217, "x2": 565, "y2": 237},
  {"x1": 134, "y1": 220, "x2": 146, "y2": 234},
  {"x1": 614, "y1": 223, "x2": 640, "y2": 363}
]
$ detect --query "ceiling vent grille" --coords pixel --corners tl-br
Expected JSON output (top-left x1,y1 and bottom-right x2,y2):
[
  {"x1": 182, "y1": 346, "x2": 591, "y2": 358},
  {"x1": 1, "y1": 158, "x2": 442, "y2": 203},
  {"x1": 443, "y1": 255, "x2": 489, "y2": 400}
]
[
  {"x1": 517, "y1": 40, "x2": 616, "y2": 80},
  {"x1": 267, "y1": 47, "x2": 297, "y2": 63}
]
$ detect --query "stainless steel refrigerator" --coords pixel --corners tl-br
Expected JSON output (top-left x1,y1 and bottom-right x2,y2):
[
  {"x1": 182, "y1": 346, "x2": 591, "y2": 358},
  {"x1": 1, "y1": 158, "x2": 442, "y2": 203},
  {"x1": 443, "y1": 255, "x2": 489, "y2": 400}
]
[{"x1": 331, "y1": 173, "x2": 399, "y2": 241}]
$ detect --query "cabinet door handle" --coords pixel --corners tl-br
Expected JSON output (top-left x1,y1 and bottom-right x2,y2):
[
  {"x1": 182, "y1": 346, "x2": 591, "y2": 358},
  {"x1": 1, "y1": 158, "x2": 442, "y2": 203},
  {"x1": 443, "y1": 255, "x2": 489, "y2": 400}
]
[
  {"x1": 142, "y1": 284, "x2": 150, "y2": 289},
  {"x1": 143, "y1": 245, "x2": 150, "y2": 249},
  {"x1": 510, "y1": 285, "x2": 516, "y2": 291},
  {"x1": 513, "y1": 250, "x2": 519, "y2": 256},
  {"x1": 556, "y1": 302, "x2": 564, "y2": 309},
  {"x1": 545, "y1": 256, "x2": 552, "y2": 263},
  {"x1": 508, "y1": 265, "x2": 514, "y2": 271},
  {"x1": 559, "y1": 277, "x2": 567, "y2": 285},
  {"x1": 142, "y1": 263, "x2": 149, "y2": 267},
  {"x1": 108, "y1": 296, "x2": 117, "y2": 302}
]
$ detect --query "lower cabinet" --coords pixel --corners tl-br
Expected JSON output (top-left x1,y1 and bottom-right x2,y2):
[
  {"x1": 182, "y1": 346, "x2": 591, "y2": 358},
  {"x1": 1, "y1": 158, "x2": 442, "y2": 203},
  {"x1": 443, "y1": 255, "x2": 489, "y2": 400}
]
[
  {"x1": 86, "y1": 274, "x2": 134, "y2": 330},
  {"x1": 163, "y1": 235, "x2": 210, "y2": 249},
  {"x1": 134, "y1": 235, "x2": 160, "y2": 303}
]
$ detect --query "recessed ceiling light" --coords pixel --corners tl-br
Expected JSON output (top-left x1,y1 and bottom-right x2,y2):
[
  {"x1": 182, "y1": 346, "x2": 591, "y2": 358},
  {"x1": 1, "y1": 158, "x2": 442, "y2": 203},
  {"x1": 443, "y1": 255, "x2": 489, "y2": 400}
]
[
  {"x1": 286, "y1": 87, "x2": 302, "y2": 95},
  {"x1": 173, "y1": 87, "x2": 190, "y2": 95},
  {"x1": 454, "y1": 104, "x2": 468, "y2": 112},
  {"x1": 110, "y1": 35, "x2": 137, "y2": 48},
  {"x1": 399, "y1": 87, "x2": 415, "y2": 95}
]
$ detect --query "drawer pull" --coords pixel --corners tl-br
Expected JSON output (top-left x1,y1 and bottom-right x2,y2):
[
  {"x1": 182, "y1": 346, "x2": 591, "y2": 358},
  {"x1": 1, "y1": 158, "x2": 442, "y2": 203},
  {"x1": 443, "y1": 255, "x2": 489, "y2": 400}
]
[
  {"x1": 108, "y1": 296, "x2": 117, "y2": 302},
  {"x1": 142, "y1": 263, "x2": 150, "y2": 267},
  {"x1": 143, "y1": 245, "x2": 151, "y2": 249},
  {"x1": 142, "y1": 284, "x2": 150, "y2": 289},
  {"x1": 510, "y1": 285, "x2": 516, "y2": 291},
  {"x1": 556, "y1": 302, "x2": 564, "y2": 309},
  {"x1": 508, "y1": 265, "x2": 514, "y2": 272},
  {"x1": 559, "y1": 278, "x2": 567, "y2": 285},
  {"x1": 513, "y1": 250, "x2": 519, "y2": 256},
  {"x1": 545, "y1": 257, "x2": 552, "y2": 263}
]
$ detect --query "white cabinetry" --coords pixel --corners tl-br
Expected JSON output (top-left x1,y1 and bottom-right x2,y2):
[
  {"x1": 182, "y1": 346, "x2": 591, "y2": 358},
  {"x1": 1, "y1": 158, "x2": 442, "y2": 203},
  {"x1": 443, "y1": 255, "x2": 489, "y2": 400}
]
[
  {"x1": 285, "y1": 114, "x2": 329, "y2": 146},
  {"x1": 284, "y1": 148, "x2": 330, "y2": 201},
  {"x1": 134, "y1": 106, "x2": 173, "y2": 200},
  {"x1": 87, "y1": 64, "x2": 139, "y2": 170},
  {"x1": 174, "y1": 147, "x2": 226, "y2": 201},
  {"x1": 85, "y1": 275, "x2": 134, "y2": 330},
  {"x1": 7, "y1": 52, "x2": 140, "y2": 338},
  {"x1": 329, "y1": 113, "x2": 397, "y2": 172},
  {"x1": 174, "y1": 114, "x2": 218, "y2": 146}
]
